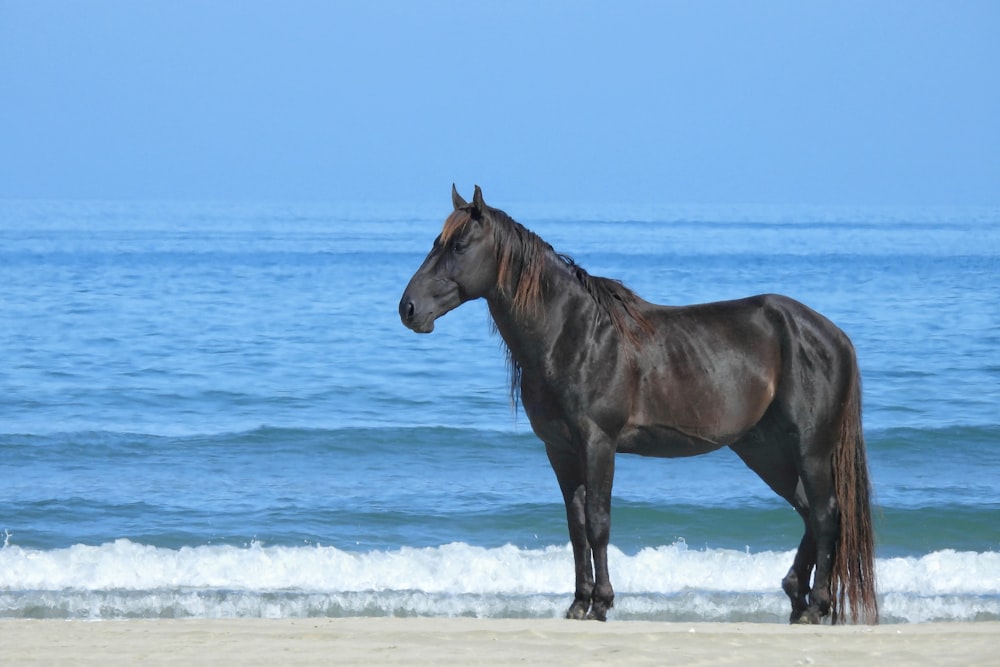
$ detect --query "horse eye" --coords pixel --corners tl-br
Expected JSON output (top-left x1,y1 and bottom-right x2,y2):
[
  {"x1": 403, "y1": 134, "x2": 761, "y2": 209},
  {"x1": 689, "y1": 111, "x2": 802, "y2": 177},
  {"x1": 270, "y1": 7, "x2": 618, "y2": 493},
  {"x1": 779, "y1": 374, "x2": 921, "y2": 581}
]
[{"x1": 451, "y1": 239, "x2": 467, "y2": 253}]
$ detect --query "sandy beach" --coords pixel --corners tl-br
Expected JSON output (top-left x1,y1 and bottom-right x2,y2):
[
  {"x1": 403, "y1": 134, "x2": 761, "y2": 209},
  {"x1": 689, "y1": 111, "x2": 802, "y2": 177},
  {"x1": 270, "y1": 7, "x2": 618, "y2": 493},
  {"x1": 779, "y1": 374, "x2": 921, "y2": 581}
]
[{"x1": 1, "y1": 618, "x2": 996, "y2": 666}]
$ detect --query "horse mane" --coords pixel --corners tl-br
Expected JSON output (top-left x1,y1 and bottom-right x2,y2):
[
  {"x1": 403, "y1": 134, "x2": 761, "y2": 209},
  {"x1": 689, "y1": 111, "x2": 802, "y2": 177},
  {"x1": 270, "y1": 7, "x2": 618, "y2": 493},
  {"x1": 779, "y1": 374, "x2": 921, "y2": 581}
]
[{"x1": 441, "y1": 204, "x2": 653, "y2": 407}]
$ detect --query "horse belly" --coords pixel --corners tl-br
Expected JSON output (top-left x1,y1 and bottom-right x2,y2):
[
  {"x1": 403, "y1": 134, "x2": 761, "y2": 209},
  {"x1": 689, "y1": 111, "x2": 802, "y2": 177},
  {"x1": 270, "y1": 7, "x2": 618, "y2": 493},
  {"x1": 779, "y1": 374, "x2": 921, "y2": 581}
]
[{"x1": 617, "y1": 424, "x2": 728, "y2": 458}]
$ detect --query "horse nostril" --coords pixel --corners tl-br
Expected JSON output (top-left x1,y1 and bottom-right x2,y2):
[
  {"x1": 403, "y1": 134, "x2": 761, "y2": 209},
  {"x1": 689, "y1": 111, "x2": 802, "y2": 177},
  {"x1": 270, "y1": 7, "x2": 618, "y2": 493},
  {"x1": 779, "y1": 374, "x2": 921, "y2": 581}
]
[{"x1": 400, "y1": 297, "x2": 416, "y2": 323}]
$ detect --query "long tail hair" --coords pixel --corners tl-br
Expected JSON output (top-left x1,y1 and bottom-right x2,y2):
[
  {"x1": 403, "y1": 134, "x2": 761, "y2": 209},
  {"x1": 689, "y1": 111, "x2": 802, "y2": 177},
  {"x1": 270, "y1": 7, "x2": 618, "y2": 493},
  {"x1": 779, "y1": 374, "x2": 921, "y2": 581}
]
[{"x1": 831, "y1": 358, "x2": 879, "y2": 624}]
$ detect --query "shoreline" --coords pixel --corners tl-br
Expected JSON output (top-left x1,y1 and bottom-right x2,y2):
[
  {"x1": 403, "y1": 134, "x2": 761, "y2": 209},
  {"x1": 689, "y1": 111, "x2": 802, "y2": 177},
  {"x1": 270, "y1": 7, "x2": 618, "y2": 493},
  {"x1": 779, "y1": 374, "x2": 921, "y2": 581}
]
[{"x1": 1, "y1": 618, "x2": 996, "y2": 666}]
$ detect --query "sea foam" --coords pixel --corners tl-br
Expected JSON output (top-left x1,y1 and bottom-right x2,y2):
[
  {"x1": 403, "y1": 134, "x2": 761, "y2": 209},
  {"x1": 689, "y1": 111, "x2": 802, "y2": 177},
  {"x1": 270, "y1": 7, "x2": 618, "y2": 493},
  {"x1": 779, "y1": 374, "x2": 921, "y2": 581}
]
[{"x1": 1, "y1": 540, "x2": 997, "y2": 622}]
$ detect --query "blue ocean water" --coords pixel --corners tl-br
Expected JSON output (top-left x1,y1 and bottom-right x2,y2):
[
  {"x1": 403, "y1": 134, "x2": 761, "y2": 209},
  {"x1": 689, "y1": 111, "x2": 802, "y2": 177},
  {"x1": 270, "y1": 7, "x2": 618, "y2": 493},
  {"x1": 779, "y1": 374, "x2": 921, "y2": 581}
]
[{"x1": 1, "y1": 199, "x2": 998, "y2": 623}]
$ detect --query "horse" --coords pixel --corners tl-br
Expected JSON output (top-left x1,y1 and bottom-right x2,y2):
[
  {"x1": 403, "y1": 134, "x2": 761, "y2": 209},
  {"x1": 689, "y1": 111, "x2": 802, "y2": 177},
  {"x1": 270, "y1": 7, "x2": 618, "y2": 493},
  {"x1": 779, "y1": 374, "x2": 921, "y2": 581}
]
[{"x1": 398, "y1": 185, "x2": 878, "y2": 624}]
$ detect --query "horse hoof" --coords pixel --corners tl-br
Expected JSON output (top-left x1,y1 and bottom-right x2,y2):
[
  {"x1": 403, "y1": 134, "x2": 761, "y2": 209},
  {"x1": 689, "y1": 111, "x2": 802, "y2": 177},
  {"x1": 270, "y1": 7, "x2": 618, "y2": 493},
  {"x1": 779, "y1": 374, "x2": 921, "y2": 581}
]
[
  {"x1": 793, "y1": 609, "x2": 823, "y2": 625},
  {"x1": 565, "y1": 602, "x2": 589, "y2": 620},
  {"x1": 586, "y1": 602, "x2": 610, "y2": 622}
]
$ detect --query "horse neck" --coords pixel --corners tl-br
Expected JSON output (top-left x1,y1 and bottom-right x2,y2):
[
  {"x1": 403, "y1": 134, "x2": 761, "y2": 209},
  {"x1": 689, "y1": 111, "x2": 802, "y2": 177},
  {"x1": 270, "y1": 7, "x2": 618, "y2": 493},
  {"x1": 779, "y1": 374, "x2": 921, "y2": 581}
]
[{"x1": 485, "y1": 254, "x2": 595, "y2": 375}]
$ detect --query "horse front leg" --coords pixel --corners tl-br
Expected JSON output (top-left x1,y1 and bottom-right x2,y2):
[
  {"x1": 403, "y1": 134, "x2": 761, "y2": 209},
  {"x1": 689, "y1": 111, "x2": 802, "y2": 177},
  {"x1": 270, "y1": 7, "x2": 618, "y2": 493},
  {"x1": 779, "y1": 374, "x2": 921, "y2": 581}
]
[
  {"x1": 565, "y1": 483, "x2": 594, "y2": 619},
  {"x1": 582, "y1": 441, "x2": 615, "y2": 621},
  {"x1": 546, "y1": 444, "x2": 594, "y2": 620}
]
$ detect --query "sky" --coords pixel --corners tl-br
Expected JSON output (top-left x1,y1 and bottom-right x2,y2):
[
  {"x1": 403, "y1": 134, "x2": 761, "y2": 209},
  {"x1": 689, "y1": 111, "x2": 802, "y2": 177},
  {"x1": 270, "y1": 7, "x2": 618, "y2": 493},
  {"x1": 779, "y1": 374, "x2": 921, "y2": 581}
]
[{"x1": 1, "y1": 1, "x2": 998, "y2": 206}]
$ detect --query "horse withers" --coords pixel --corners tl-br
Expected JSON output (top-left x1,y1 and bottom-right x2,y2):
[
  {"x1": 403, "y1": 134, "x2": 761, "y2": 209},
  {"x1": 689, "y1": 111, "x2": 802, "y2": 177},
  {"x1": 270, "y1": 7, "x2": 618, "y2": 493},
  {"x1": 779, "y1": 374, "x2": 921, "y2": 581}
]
[{"x1": 399, "y1": 185, "x2": 878, "y2": 624}]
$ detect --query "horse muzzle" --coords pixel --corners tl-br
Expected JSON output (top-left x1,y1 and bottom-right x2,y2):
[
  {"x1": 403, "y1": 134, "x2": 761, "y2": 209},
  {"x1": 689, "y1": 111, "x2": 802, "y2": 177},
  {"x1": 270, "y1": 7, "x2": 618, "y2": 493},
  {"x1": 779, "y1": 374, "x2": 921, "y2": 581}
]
[{"x1": 398, "y1": 295, "x2": 436, "y2": 333}]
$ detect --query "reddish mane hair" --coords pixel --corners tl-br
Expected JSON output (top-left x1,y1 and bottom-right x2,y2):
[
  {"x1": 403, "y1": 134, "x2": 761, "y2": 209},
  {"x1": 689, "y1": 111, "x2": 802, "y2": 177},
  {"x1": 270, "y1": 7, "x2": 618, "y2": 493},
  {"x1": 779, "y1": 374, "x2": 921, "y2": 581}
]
[{"x1": 440, "y1": 204, "x2": 652, "y2": 344}]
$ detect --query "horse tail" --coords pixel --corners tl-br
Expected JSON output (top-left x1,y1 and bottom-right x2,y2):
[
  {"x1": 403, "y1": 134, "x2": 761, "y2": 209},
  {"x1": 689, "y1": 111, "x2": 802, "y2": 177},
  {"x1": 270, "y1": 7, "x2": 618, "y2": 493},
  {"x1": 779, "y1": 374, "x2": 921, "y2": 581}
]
[{"x1": 831, "y1": 353, "x2": 879, "y2": 624}]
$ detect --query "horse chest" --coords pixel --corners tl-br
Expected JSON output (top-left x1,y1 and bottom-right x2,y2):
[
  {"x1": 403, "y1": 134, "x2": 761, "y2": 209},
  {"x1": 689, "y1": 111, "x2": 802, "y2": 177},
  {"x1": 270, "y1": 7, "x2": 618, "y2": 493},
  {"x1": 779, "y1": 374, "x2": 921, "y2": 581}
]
[
  {"x1": 519, "y1": 377, "x2": 572, "y2": 443},
  {"x1": 519, "y1": 371, "x2": 626, "y2": 449}
]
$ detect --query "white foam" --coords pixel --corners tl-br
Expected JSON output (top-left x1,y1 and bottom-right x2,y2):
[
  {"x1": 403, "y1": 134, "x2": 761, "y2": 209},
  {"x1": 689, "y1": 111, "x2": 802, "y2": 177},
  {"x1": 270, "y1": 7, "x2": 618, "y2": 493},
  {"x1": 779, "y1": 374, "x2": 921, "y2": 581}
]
[
  {"x1": 0, "y1": 540, "x2": 997, "y2": 622},
  {"x1": 879, "y1": 550, "x2": 1000, "y2": 595}
]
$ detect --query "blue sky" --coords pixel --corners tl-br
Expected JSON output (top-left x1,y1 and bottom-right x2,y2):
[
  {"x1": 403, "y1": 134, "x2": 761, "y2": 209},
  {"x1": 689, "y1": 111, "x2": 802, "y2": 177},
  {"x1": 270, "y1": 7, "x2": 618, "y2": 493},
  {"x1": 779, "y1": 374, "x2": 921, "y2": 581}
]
[{"x1": 1, "y1": 1, "x2": 997, "y2": 206}]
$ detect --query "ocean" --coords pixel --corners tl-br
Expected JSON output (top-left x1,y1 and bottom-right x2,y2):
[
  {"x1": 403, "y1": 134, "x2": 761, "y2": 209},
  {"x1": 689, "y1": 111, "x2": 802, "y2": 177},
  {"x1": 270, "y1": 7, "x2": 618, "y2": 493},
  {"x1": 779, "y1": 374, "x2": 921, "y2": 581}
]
[{"x1": 1, "y1": 199, "x2": 997, "y2": 623}]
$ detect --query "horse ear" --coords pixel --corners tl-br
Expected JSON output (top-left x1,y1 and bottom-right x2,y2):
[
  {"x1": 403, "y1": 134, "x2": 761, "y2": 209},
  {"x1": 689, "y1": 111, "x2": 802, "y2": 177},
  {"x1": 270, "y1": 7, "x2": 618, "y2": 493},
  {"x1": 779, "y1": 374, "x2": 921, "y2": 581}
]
[
  {"x1": 452, "y1": 184, "x2": 468, "y2": 210},
  {"x1": 472, "y1": 185, "x2": 486, "y2": 216}
]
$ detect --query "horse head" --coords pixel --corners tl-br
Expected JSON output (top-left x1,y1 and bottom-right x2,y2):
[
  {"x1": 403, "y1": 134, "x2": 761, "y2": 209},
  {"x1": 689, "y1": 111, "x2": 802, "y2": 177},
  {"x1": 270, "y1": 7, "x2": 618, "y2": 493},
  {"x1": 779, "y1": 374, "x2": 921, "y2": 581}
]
[{"x1": 399, "y1": 185, "x2": 499, "y2": 333}]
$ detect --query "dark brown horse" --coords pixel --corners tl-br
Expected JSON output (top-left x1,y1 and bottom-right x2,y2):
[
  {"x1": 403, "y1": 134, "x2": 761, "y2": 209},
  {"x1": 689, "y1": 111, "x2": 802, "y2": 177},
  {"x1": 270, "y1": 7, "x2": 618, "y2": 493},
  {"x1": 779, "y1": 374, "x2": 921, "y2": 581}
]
[{"x1": 399, "y1": 186, "x2": 878, "y2": 624}]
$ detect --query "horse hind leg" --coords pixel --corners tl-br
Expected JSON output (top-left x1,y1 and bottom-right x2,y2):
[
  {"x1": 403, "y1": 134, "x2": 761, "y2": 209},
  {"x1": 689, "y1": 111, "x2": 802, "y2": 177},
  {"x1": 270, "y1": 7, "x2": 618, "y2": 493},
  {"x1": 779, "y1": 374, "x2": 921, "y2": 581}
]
[
  {"x1": 797, "y1": 451, "x2": 841, "y2": 623},
  {"x1": 783, "y1": 527, "x2": 815, "y2": 623},
  {"x1": 755, "y1": 447, "x2": 839, "y2": 625},
  {"x1": 731, "y1": 426, "x2": 817, "y2": 623},
  {"x1": 773, "y1": 475, "x2": 824, "y2": 624},
  {"x1": 745, "y1": 434, "x2": 843, "y2": 624}
]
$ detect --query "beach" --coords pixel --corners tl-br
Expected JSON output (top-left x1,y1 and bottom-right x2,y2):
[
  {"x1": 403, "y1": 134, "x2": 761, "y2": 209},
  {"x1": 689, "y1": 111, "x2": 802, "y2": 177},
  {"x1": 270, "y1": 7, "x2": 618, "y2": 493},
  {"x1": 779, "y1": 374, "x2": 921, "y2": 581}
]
[{"x1": 1, "y1": 618, "x2": 997, "y2": 666}]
